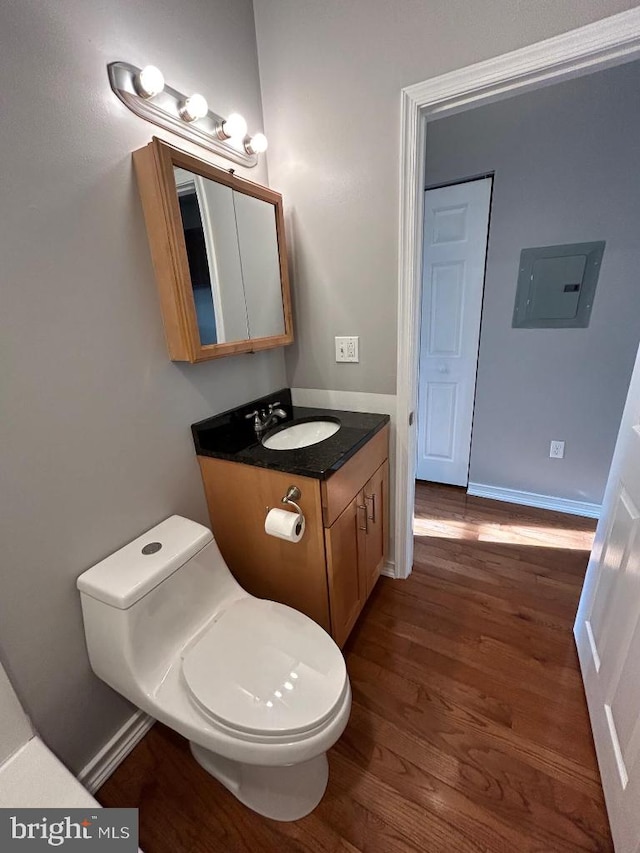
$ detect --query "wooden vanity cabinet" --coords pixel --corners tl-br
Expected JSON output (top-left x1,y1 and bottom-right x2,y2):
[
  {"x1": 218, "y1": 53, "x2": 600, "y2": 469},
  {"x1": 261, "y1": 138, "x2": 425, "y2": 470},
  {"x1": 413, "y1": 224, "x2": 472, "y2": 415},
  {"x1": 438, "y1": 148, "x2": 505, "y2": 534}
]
[
  {"x1": 197, "y1": 424, "x2": 389, "y2": 646},
  {"x1": 324, "y1": 457, "x2": 389, "y2": 647}
]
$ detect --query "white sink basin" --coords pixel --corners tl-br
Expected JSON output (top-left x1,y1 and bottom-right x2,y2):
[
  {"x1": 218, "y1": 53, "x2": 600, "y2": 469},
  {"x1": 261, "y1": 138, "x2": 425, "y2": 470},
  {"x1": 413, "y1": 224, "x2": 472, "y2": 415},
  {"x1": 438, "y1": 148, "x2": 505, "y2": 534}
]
[{"x1": 262, "y1": 419, "x2": 340, "y2": 450}]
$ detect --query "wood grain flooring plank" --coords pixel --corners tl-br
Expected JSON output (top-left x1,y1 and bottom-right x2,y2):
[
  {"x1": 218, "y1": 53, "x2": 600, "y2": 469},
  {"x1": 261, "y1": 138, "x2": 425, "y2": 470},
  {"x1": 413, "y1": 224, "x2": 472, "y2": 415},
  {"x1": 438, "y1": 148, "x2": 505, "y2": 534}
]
[
  {"x1": 388, "y1": 568, "x2": 579, "y2": 634},
  {"x1": 340, "y1": 708, "x2": 610, "y2": 853},
  {"x1": 363, "y1": 598, "x2": 584, "y2": 706},
  {"x1": 348, "y1": 653, "x2": 604, "y2": 802},
  {"x1": 413, "y1": 539, "x2": 588, "y2": 599},
  {"x1": 345, "y1": 700, "x2": 610, "y2": 849},
  {"x1": 349, "y1": 630, "x2": 597, "y2": 770},
  {"x1": 364, "y1": 588, "x2": 581, "y2": 671}
]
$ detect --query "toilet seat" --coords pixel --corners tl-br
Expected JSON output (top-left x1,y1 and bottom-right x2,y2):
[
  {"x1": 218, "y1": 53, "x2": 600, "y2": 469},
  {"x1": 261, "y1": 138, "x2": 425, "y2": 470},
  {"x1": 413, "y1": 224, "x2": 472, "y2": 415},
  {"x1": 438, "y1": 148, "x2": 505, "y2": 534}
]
[{"x1": 181, "y1": 598, "x2": 347, "y2": 741}]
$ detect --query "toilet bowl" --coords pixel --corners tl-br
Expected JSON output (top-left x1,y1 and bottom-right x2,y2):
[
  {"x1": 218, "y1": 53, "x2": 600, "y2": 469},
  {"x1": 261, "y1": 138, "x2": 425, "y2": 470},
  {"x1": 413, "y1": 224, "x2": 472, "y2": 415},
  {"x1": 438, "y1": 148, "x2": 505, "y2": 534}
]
[{"x1": 77, "y1": 515, "x2": 351, "y2": 821}]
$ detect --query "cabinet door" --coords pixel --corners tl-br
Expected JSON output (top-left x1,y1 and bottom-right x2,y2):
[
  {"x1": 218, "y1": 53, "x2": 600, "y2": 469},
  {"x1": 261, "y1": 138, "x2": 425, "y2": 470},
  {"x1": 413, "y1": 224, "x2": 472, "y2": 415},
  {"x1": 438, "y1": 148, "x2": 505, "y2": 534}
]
[
  {"x1": 325, "y1": 495, "x2": 367, "y2": 647},
  {"x1": 362, "y1": 460, "x2": 389, "y2": 598}
]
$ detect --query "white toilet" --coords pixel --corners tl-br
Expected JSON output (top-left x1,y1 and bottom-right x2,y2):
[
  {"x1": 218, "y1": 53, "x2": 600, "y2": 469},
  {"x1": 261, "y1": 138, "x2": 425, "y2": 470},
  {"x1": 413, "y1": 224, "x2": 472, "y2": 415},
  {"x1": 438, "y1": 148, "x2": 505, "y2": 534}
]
[{"x1": 77, "y1": 515, "x2": 351, "y2": 821}]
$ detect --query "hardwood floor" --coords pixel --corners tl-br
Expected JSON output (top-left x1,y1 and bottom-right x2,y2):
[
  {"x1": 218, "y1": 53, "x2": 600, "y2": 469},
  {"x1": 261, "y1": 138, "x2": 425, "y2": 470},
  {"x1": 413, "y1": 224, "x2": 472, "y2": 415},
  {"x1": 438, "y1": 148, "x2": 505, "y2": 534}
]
[{"x1": 98, "y1": 482, "x2": 611, "y2": 852}]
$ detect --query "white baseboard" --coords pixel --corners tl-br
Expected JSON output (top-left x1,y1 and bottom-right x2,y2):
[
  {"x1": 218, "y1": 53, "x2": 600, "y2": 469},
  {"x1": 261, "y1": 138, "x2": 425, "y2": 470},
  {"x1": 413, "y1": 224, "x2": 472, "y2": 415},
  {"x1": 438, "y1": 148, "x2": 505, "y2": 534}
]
[
  {"x1": 78, "y1": 710, "x2": 154, "y2": 794},
  {"x1": 381, "y1": 559, "x2": 396, "y2": 578},
  {"x1": 467, "y1": 482, "x2": 601, "y2": 519}
]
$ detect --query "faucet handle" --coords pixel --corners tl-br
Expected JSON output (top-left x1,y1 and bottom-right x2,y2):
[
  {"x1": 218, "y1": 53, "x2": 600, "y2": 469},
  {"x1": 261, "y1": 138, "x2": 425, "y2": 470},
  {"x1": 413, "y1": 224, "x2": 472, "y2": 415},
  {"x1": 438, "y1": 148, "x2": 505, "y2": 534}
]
[
  {"x1": 244, "y1": 409, "x2": 260, "y2": 421},
  {"x1": 267, "y1": 401, "x2": 281, "y2": 412}
]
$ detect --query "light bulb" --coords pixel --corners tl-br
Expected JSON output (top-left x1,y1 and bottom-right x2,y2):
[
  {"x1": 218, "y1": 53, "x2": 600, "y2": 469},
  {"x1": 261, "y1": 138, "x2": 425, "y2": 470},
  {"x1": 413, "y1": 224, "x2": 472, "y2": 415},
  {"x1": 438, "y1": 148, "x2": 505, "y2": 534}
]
[
  {"x1": 218, "y1": 112, "x2": 247, "y2": 140},
  {"x1": 245, "y1": 132, "x2": 268, "y2": 155},
  {"x1": 135, "y1": 65, "x2": 165, "y2": 99},
  {"x1": 181, "y1": 93, "x2": 208, "y2": 122}
]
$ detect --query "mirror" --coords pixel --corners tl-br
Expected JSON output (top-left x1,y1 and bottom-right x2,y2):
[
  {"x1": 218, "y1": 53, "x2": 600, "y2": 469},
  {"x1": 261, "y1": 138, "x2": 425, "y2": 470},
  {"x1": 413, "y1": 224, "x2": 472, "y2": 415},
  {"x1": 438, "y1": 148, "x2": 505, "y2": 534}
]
[
  {"x1": 133, "y1": 138, "x2": 293, "y2": 362},
  {"x1": 174, "y1": 167, "x2": 286, "y2": 345}
]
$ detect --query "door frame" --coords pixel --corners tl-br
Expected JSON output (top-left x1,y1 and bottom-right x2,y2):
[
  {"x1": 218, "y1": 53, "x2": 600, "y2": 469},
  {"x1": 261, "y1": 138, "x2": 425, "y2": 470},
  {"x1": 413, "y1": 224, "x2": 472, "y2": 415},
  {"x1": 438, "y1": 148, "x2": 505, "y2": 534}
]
[{"x1": 393, "y1": 8, "x2": 640, "y2": 580}]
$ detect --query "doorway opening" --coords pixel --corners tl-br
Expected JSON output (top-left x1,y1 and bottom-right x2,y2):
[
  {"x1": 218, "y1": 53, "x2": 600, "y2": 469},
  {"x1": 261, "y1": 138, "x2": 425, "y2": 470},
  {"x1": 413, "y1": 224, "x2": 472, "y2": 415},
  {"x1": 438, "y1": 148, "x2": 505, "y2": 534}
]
[{"x1": 394, "y1": 10, "x2": 640, "y2": 583}]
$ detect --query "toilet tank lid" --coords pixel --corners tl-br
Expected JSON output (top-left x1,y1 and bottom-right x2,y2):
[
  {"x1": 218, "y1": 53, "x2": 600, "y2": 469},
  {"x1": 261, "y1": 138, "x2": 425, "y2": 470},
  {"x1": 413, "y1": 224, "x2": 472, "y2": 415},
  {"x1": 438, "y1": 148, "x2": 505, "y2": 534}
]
[{"x1": 77, "y1": 515, "x2": 213, "y2": 609}]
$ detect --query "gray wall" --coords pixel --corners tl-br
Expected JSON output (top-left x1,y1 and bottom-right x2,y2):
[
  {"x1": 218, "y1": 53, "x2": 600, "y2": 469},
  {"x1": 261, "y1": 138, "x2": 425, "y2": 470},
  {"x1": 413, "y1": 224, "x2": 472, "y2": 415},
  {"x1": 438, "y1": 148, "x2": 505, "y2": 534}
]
[
  {"x1": 253, "y1": 0, "x2": 638, "y2": 395},
  {"x1": 0, "y1": 0, "x2": 285, "y2": 772},
  {"x1": 425, "y1": 62, "x2": 640, "y2": 505}
]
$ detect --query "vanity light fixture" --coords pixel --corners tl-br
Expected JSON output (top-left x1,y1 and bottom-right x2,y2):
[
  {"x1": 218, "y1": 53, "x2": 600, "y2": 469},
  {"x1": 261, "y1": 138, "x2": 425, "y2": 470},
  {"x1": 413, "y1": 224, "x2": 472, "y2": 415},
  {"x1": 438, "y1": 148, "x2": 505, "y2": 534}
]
[
  {"x1": 180, "y1": 93, "x2": 209, "y2": 123},
  {"x1": 107, "y1": 61, "x2": 264, "y2": 167},
  {"x1": 217, "y1": 112, "x2": 248, "y2": 140},
  {"x1": 245, "y1": 132, "x2": 268, "y2": 155},
  {"x1": 135, "y1": 65, "x2": 165, "y2": 99}
]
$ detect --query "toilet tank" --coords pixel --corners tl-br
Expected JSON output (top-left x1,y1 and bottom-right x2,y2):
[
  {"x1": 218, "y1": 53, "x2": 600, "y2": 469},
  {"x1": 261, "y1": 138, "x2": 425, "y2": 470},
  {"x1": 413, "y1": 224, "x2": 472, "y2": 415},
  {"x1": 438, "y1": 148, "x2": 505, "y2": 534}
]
[{"x1": 77, "y1": 516, "x2": 245, "y2": 699}]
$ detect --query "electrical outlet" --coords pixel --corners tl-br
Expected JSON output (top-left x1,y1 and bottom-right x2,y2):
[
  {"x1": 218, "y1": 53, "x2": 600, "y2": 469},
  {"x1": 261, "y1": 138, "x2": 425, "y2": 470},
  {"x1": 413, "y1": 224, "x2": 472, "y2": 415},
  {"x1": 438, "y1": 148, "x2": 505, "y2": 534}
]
[
  {"x1": 550, "y1": 440, "x2": 565, "y2": 459},
  {"x1": 335, "y1": 336, "x2": 359, "y2": 363}
]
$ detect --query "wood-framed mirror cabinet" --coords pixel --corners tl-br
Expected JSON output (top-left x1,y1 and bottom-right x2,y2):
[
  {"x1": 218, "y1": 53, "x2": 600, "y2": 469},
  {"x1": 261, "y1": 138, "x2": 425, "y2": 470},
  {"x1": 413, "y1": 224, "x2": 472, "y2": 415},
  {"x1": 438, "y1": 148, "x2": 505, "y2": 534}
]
[{"x1": 133, "y1": 137, "x2": 293, "y2": 362}]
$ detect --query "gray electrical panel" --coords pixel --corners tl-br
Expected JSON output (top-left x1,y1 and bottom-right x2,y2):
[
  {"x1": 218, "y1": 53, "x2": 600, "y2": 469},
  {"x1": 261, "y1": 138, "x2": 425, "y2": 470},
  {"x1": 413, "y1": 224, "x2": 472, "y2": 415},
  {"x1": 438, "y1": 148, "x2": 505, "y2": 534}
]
[{"x1": 512, "y1": 241, "x2": 605, "y2": 329}]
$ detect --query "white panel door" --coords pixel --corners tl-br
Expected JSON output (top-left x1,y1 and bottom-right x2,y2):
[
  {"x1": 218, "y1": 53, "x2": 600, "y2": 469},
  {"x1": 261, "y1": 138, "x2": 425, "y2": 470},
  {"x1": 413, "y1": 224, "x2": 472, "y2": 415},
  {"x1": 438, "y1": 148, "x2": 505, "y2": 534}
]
[
  {"x1": 416, "y1": 178, "x2": 492, "y2": 485},
  {"x1": 575, "y1": 344, "x2": 640, "y2": 853}
]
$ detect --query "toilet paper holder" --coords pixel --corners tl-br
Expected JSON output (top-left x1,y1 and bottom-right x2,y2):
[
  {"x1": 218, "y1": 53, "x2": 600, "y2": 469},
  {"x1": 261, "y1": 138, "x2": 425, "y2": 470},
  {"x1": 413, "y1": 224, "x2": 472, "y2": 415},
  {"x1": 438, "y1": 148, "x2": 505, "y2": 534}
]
[
  {"x1": 281, "y1": 485, "x2": 303, "y2": 517},
  {"x1": 264, "y1": 486, "x2": 306, "y2": 543}
]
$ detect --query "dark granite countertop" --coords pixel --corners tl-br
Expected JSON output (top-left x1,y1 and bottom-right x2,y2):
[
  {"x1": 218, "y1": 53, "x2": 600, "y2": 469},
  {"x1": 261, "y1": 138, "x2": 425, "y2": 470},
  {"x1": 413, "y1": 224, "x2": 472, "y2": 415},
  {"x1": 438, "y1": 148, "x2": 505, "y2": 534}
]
[{"x1": 192, "y1": 388, "x2": 390, "y2": 480}]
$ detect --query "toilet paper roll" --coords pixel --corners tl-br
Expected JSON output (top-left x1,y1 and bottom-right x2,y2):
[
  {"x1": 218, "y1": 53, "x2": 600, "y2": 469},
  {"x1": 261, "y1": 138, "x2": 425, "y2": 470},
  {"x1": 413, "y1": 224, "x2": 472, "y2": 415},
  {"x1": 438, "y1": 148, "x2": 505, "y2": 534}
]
[{"x1": 264, "y1": 508, "x2": 306, "y2": 543}]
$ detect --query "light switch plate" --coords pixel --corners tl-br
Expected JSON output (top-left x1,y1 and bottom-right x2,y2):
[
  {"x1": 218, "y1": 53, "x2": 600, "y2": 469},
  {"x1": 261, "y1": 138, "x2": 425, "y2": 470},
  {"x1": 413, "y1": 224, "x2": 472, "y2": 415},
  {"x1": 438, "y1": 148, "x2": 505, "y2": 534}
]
[{"x1": 335, "y1": 336, "x2": 359, "y2": 362}]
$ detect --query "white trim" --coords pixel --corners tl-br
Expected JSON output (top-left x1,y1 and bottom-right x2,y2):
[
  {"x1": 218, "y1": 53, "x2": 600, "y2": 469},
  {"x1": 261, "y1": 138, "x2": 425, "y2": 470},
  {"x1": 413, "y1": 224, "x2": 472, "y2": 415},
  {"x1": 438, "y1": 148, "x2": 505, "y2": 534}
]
[
  {"x1": 395, "y1": 86, "x2": 426, "y2": 581},
  {"x1": 381, "y1": 560, "x2": 396, "y2": 579},
  {"x1": 395, "y1": 9, "x2": 640, "y2": 579},
  {"x1": 404, "y1": 11, "x2": 640, "y2": 112},
  {"x1": 467, "y1": 482, "x2": 601, "y2": 519},
  {"x1": 290, "y1": 388, "x2": 395, "y2": 415},
  {"x1": 78, "y1": 711, "x2": 154, "y2": 794}
]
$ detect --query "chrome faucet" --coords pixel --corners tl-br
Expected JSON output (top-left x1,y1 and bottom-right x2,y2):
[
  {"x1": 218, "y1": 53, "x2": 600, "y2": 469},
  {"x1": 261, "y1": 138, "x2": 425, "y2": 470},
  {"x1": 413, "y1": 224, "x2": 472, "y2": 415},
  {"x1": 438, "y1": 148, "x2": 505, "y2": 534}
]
[{"x1": 245, "y1": 401, "x2": 288, "y2": 439}]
